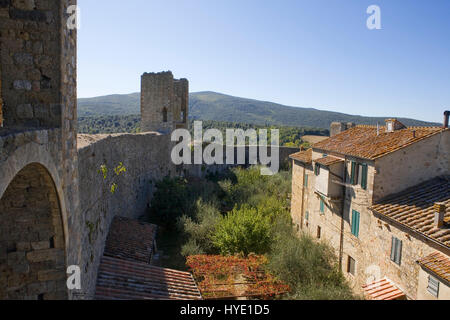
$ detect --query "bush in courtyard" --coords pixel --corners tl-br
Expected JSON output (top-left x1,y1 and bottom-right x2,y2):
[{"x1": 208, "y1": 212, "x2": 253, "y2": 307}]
[
  {"x1": 178, "y1": 199, "x2": 222, "y2": 256},
  {"x1": 149, "y1": 177, "x2": 189, "y2": 229},
  {"x1": 267, "y1": 219, "x2": 357, "y2": 300},
  {"x1": 212, "y1": 205, "x2": 271, "y2": 255}
]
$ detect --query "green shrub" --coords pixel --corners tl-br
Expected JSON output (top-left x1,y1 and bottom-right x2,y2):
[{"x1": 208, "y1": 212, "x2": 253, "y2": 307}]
[
  {"x1": 267, "y1": 220, "x2": 356, "y2": 300},
  {"x1": 212, "y1": 205, "x2": 271, "y2": 255},
  {"x1": 178, "y1": 200, "x2": 222, "y2": 255},
  {"x1": 150, "y1": 177, "x2": 189, "y2": 229}
]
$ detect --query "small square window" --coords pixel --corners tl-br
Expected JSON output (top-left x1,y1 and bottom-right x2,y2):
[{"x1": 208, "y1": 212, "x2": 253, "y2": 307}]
[{"x1": 347, "y1": 256, "x2": 356, "y2": 275}]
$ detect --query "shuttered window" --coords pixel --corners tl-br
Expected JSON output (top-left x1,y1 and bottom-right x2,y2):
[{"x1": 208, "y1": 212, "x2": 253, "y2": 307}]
[
  {"x1": 347, "y1": 256, "x2": 356, "y2": 275},
  {"x1": 350, "y1": 161, "x2": 357, "y2": 185},
  {"x1": 315, "y1": 163, "x2": 320, "y2": 176},
  {"x1": 390, "y1": 237, "x2": 402, "y2": 265},
  {"x1": 351, "y1": 210, "x2": 360, "y2": 238},
  {"x1": 320, "y1": 198, "x2": 325, "y2": 214},
  {"x1": 427, "y1": 276, "x2": 439, "y2": 297},
  {"x1": 304, "y1": 174, "x2": 308, "y2": 187},
  {"x1": 361, "y1": 164, "x2": 368, "y2": 190}
]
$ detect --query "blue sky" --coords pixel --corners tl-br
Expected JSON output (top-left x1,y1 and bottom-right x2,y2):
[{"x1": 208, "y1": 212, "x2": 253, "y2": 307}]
[{"x1": 77, "y1": 0, "x2": 450, "y2": 123}]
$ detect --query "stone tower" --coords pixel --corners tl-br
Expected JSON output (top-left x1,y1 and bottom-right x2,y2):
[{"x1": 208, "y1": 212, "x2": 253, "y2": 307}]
[{"x1": 141, "y1": 71, "x2": 189, "y2": 134}]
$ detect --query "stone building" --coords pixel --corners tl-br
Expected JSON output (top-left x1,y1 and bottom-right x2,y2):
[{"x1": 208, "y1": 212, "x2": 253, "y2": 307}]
[
  {"x1": 0, "y1": 0, "x2": 78, "y2": 299},
  {"x1": 290, "y1": 117, "x2": 450, "y2": 300},
  {"x1": 141, "y1": 71, "x2": 189, "y2": 134}
]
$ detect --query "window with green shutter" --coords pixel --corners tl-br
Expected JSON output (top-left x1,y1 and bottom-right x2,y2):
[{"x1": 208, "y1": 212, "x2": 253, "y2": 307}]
[
  {"x1": 350, "y1": 161, "x2": 357, "y2": 185},
  {"x1": 351, "y1": 210, "x2": 360, "y2": 237},
  {"x1": 315, "y1": 163, "x2": 320, "y2": 176},
  {"x1": 390, "y1": 237, "x2": 403, "y2": 265},
  {"x1": 361, "y1": 163, "x2": 368, "y2": 190},
  {"x1": 304, "y1": 174, "x2": 308, "y2": 187},
  {"x1": 305, "y1": 211, "x2": 309, "y2": 221},
  {"x1": 320, "y1": 198, "x2": 325, "y2": 214}
]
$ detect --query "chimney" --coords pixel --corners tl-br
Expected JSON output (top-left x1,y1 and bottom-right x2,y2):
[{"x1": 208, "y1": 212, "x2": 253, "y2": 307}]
[
  {"x1": 385, "y1": 119, "x2": 406, "y2": 133},
  {"x1": 444, "y1": 111, "x2": 450, "y2": 128},
  {"x1": 434, "y1": 202, "x2": 446, "y2": 228}
]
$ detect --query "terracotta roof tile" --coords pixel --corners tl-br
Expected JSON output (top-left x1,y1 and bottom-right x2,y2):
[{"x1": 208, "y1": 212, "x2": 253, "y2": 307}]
[
  {"x1": 313, "y1": 125, "x2": 447, "y2": 160},
  {"x1": 95, "y1": 256, "x2": 202, "y2": 300},
  {"x1": 370, "y1": 176, "x2": 450, "y2": 248},
  {"x1": 362, "y1": 278, "x2": 405, "y2": 300},
  {"x1": 315, "y1": 155, "x2": 344, "y2": 166},
  {"x1": 417, "y1": 252, "x2": 450, "y2": 283},
  {"x1": 103, "y1": 216, "x2": 157, "y2": 264},
  {"x1": 290, "y1": 149, "x2": 312, "y2": 164}
]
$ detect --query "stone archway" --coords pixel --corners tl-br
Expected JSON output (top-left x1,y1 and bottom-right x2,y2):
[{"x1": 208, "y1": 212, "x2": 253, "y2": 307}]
[{"x1": 0, "y1": 163, "x2": 67, "y2": 300}]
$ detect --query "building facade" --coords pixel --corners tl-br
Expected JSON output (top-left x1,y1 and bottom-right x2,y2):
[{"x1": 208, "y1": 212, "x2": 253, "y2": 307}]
[{"x1": 290, "y1": 117, "x2": 450, "y2": 300}]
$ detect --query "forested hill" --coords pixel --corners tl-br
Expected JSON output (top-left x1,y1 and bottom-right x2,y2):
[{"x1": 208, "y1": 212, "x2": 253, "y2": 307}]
[{"x1": 78, "y1": 91, "x2": 438, "y2": 129}]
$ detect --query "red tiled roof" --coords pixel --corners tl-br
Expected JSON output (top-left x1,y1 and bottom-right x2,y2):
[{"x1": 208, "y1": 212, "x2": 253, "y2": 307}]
[
  {"x1": 362, "y1": 278, "x2": 405, "y2": 300},
  {"x1": 417, "y1": 252, "x2": 450, "y2": 283},
  {"x1": 103, "y1": 216, "x2": 157, "y2": 264},
  {"x1": 290, "y1": 149, "x2": 312, "y2": 164},
  {"x1": 315, "y1": 156, "x2": 344, "y2": 166},
  {"x1": 370, "y1": 176, "x2": 450, "y2": 248},
  {"x1": 313, "y1": 125, "x2": 447, "y2": 160},
  {"x1": 95, "y1": 256, "x2": 202, "y2": 300}
]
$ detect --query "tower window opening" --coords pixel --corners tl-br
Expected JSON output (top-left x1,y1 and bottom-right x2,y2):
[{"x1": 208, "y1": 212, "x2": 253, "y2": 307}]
[{"x1": 162, "y1": 108, "x2": 168, "y2": 123}]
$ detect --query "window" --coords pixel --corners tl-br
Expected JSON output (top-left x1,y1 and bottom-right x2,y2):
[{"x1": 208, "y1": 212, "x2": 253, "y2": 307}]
[
  {"x1": 427, "y1": 276, "x2": 439, "y2": 298},
  {"x1": 314, "y1": 163, "x2": 320, "y2": 176},
  {"x1": 361, "y1": 164, "x2": 368, "y2": 190},
  {"x1": 162, "y1": 108, "x2": 168, "y2": 122},
  {"x1": 390, "y1": 237, "x2": 402, "y2": 265},
  {"x1": 304, "y1": 174, "x2": 308, "y2": 187},
  {"x1": 351, "y1": 210, "x2": 360, "y2": 238},
  {"x1": 317, "y1": 226, "x2": 322, "y2": 239},
  {"x1": 305, "y1": 211, "x2": 309, "y2": 222},
  {"x1": 320, "y1": 198, "x2": 325, "y2": 214},
  {"x1": 347, "y1": 256, "x2": 356, "y2": 275},
  {"x1": 350, "y1": 161, "x2": 368, "y2": 189}
]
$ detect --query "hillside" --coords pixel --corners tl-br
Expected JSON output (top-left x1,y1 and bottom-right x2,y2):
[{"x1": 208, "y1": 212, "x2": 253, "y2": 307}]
[{"x1": 77, "y1": 91, "x2": 438, "y2": 129}]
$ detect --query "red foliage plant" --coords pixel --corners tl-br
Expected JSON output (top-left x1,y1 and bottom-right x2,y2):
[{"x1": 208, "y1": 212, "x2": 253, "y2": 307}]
[{"x1": 186, "y1": 254, "x2": 290, "y2": 299}]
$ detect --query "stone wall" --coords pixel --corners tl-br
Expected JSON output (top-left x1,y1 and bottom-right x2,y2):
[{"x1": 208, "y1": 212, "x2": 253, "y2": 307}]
[
  {"x1": 183, "y1": 145, "x2": 299, "y2": 178},
  {"x1": 76, "y1": 132, "x2": 175, "y2": 298},
  {"x1": 0, "y1": 0, "x2": 79, "y2": 300},
  {"x1": 373, "y1": 130, "x2": 450, "y2": 202}
]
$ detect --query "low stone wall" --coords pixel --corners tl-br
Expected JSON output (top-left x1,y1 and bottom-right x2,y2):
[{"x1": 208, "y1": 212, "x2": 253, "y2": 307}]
[
  {"x1": 183, "y1": 145, "x2": 299, "y2": 178},
  {"x1": 76, "y1": 132, "x2": 175, "y2": 298}
]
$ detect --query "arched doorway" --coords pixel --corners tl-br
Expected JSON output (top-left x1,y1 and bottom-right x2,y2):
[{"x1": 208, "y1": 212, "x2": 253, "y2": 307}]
[{"x1": 0, "y1": 163, "x2": 67, "y2": 300}]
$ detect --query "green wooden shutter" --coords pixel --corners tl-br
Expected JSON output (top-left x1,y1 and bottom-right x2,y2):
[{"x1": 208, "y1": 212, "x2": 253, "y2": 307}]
[
  {"x1": 351, "y1": 210, "x2": 360, "y2": 237},
  {"x1": 351, "y1": 161, "x2": 357, "y2": 185},
  {"x1": 320, "y1": 198, "x2": 324, "y2": 213},
  {"x1": 304, "y1": 174, "x2": 308, "y2": 187},
  {"x1": 361, "y1": 164, "x2": 368, "y2": 190},
  {"x1": 390, "y1": 237, "x2": 396, "y2": 261}
]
